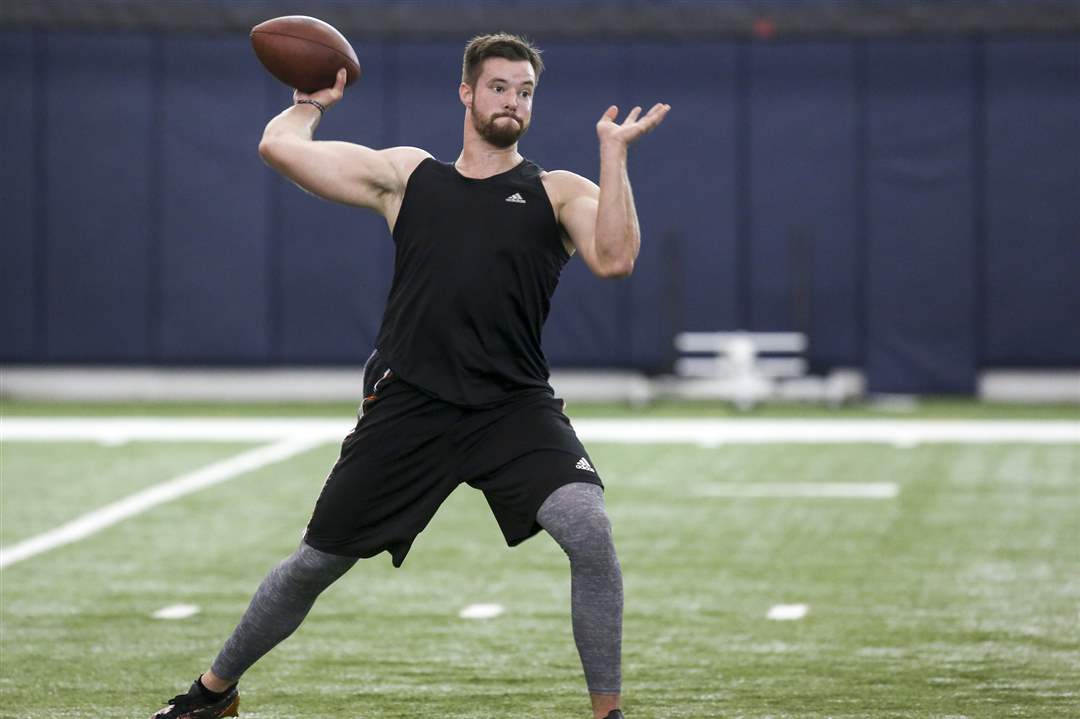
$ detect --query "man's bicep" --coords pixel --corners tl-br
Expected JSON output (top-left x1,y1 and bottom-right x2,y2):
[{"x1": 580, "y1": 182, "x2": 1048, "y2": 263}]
[
  {"x1": 260, "y1": 140, "x2": 411, "y2": 210},
  {"x1": 560, "y1": 193, "x2": 602, "y2": 268}
]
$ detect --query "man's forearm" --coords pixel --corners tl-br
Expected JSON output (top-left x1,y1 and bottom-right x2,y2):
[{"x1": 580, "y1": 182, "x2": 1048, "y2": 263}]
[
  {"x1": 261, "y1": 103, "x2": 323, "y2": 144},
  {"x1": 594, "y1": 141, "x2": 640, "y2": 277}
]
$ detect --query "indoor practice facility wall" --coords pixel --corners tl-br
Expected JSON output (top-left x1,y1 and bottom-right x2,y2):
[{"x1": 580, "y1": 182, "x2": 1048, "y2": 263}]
[{"x1": 1, "y1": 32, "x2": 1077, "y2": 393}]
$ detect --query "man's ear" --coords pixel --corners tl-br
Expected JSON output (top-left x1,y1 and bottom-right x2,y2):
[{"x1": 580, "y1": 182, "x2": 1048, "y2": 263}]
[{"x1": 459, "y1": 82, "x2": 473, "y2": 109}]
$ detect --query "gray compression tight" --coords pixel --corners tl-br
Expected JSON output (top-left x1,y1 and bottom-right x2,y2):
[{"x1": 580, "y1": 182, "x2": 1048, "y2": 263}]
[
  {"x1": 210, "y1": 542, "x2": 356, "y2": 681},
  {"x1": 536, "y1": 481, "x2": 623, "y2": 695},
  {"x1": 209, "y1": 482, "x2": 622, "y2": 695}
]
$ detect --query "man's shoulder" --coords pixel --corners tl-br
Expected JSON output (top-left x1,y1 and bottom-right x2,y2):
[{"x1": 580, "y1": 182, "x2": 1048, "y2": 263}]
[
  {"x1": 540, "y1": 169, "x2": 599, "y2": 207},
  {"x1": 540, "y1": 169, "x2": 591, "y2": 185},
  {"x1": 383, "y1": 146, "x2": 435, "y2": 182}
]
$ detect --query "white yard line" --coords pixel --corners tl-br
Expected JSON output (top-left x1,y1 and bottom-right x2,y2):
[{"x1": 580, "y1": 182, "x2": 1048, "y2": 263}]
[
  {"x1": 1, "y1": 417, "x2": 1077, "y2": 444},
  {"x1": 0, "y1": 417, "x2": 347, "y2": 443},
  {"x1": 574, "y1": 419, "x2": 1080, "y2": 444},
  {"x1": 0, "y1": 436, "x2": 325, "y2": 569}
]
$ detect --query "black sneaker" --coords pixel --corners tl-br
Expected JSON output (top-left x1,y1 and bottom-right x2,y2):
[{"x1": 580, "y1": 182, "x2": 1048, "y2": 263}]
[
  {"x1": 603, "y1": 711, "x2": 624, "y2": 719},
  {"x1": 150, "y1": 679, "x2": 239, "y2": 718}
]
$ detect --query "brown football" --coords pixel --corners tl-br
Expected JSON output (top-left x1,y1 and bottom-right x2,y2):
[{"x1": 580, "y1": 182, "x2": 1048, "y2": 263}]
[{"x1": 251, "y1": 16, "x2": 361, "y2": 93}]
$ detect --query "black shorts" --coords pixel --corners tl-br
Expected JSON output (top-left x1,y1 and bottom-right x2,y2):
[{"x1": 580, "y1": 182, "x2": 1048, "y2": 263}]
[{"x1": 303, "y1": 351, "x2": 603, "y2": 567}]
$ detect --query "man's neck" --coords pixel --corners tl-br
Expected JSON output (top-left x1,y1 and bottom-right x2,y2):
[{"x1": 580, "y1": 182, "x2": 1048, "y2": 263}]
[{"x1": 454, "y1": 139, "x2": 522, "y2": 180}]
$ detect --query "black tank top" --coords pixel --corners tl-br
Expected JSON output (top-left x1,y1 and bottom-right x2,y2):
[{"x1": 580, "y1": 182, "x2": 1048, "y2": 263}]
[{"x1": 375, "y1": 158, "x2": 570, "y2": 407}]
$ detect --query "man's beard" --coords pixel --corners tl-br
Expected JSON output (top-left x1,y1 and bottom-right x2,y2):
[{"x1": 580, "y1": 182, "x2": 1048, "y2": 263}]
[{"x1": 472, "y1": 107, "x2": 528, "y2": 148}]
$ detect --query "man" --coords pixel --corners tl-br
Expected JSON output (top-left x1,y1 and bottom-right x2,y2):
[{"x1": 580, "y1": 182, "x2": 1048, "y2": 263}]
[{"x1": 151, "y1": 33, "x2": 669, "y2": 719}]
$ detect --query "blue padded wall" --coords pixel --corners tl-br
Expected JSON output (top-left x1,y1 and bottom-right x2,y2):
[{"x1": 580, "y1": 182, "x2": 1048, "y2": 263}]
[
  {"x1": 529, "y1": 43, "x2": 629, "y2": 366},
  {"x1": 0, "y1": 32, "x2": 38, "y2": 360},
  {"x1": 274, "y1": 40, "x2": 393, "y2": 365},
  {"x1": 624, "y1": 42, "x2": 740, "y2": 370},
  {"x1": 864, "y1": 41, "x2": 978, "y2": 393},
  {"x1": 157, "y1": 35, "x2": 271, "y2": 363},
  {"x1": 392, "y1": 41, "x2": 470, "y2": 163},
  {"x1": 747, "y1": 42, "x2": 859, "y2": 368},
  {"x1": 3, "y1": 29, "x2": 1079, "y2": 389},
  {"x1": 984, "y1": 40, "x2": 1080, "y2": 365},
  {"x1": 42, "y1": 33, "x2": 155, "y2": 361}
]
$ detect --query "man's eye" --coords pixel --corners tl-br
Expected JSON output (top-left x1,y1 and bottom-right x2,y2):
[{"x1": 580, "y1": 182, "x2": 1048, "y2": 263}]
[
  {"x1": 493, "y1": 86, "x2": 504, "y2": 93},
  {"x1": 520, "y1": 91, "x2": 531, "y2": 98}
]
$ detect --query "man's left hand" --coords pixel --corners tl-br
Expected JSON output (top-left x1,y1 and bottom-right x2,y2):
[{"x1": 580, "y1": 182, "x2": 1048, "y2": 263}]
[{"x1": 596, "y1": 103, "x2": 671, "y2": 148}]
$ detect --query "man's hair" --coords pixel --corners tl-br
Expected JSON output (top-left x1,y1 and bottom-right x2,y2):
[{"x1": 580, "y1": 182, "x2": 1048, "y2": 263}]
[{"x1": 461, "y1": 33, "x2": 544, "y2": 87}]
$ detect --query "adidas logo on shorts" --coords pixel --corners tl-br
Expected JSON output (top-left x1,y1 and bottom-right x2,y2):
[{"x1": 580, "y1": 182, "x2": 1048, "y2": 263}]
[{"x1": 575, "y1": 457, "x2": 595, "y2": 473}]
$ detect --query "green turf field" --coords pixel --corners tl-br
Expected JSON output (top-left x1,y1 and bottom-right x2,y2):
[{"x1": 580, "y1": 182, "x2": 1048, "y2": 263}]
[{"x1": 1, "y1": 407, "x2": 1078, "y2": 718}]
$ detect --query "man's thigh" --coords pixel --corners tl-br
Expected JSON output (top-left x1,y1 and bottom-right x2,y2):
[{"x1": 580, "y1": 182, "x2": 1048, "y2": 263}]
[
  {"x1": 304, "y1": 376, "x2": 462, "y2": 566},
  {"x1": 459, "y1": 396, "x2": 604, "y2": 546}
]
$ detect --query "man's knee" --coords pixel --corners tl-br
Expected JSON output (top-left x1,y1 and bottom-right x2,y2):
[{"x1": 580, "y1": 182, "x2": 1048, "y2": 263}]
[
  {"x1": 566, "y1": 506, "x2": 614, "y2": 549},
  {"x1": 539, "y1": 485, "x2": 616, "y2": 558},
  {"x1": 276, "y1": 542, "x2": 356, "y2": 593}
]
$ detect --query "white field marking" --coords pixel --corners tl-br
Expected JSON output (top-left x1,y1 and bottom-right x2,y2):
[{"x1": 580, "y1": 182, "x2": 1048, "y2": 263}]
[
  {"x1": 697, "y1": 482, "x2": 899, "y2": 499},
  {"x1": 768, "y1": 604, "x2": 808, "y2": 621},
  {"x1": 0, "y1": 418, "x2": 349, "y2": 443},
  {"x1": 459, "y1": 603, "x2": 505, "y2": 619},
  {"x1": 573, "y1": 419, "x2": 1080, "y2": 445},
  {"x1": 0, "y1": 436, "x2": 325, "y2": 569},
  {"x1": 152, "y1": 604, "x2": 200, "y2": 620},
  {"x1": 2, "y1": 417, "x2": 1078, "y2": 444}
]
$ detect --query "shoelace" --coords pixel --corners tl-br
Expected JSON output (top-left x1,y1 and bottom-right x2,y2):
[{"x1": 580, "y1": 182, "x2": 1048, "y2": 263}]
[
  {"x1": 163, "y1": 693, "x2": 196, "y2": 709},
  {"x1": 164, "y1": 686, "x2": 220, "y2": 710}
]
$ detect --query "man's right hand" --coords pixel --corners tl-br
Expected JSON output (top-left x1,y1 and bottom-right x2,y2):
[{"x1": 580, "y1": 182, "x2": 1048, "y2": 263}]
[{"x1": 293, "y1": 67, "x2": 348, "y2": 112}]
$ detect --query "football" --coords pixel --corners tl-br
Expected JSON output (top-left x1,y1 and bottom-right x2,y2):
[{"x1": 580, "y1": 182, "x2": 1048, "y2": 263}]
[{"x1": 250, "y1": 15, "x2": 362, "y2": 93}]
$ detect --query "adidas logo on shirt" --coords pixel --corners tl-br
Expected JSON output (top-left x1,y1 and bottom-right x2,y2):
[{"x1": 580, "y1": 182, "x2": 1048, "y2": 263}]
[
  {"x1": 575, "y1": 457, "x2": 595, "y2": 473},
  {"x1": 505, "y1": 192, "x2": 526, "y2": 204}
]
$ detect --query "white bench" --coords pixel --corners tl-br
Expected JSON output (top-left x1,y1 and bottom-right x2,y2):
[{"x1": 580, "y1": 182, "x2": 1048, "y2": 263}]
[
  {"x1": 665, "y1": 331, "x2": 864, "y2": 408},
  {"x1": 670, "y1": 331, "x2": 808, "y2": 409}
]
